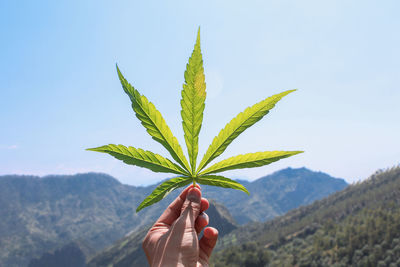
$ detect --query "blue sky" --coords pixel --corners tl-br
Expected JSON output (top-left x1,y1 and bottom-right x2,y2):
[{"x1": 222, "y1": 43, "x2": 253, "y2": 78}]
[{"x1": 1, "y1": 0, "x2": 399, "y2": 185}]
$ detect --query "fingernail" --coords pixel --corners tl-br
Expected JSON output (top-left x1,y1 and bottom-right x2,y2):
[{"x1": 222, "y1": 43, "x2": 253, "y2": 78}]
[
  {"x1": 190, "y1": 184, "x2": 201, "y2": 189},
  {"x1": 187, "y1": 188, "x2": 201, "y2": 202}
]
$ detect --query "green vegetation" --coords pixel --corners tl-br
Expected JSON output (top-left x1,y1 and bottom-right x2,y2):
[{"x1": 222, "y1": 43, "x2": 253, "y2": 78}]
[
  {"x1": 212, "y1": 166, "x2": 400, "y2": 266},
  {"x1": 87, "y1": 28, "x2": 302, "y2": 212}
]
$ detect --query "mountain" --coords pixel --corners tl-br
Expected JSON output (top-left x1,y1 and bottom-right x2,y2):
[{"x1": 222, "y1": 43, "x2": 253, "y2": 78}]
[
  {"x1": 212, "y1": 166, "x2": 400, "y2": 266},
  {"x1": 0, "y1": 168, "x2": 346, "y2": 266},
  {"x1": 202, "y1": 167, "x2": 348, "y2": 224},
  {"x1": 87, "y1": 200, "x2": 238, "y2": 267},
  {"x1": 27, "y1": 241, "x2": 92, "y2": 267},
  {"x1": 0, "y1": 173, "x2": 163, "y2": 267}
]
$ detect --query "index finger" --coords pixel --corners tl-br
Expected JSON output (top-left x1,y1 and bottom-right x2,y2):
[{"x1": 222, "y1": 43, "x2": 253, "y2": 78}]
[{"x1": 155, "y1": 184, "x2": 200, "y2": 226}]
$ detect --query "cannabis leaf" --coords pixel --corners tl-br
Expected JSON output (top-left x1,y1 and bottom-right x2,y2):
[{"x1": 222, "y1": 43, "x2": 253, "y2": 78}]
[
  {"x1": 116, "y1": 67, "x2": 191, "y2": 173},
  {"x1": 181, "y1": 29, "x2": 206, "y2": 175},
  {"x1": 87, "y1": 144, "x2": 188, "y2": 175},
  {"x1": 88, "y1": 27, "x2": 303, "y2": 212},
  {"x1": 199, "y1": 151, "x2": 303, "y2": 175},
  {"x1": 136, "y1": 176, "x2": 192, "y2": 212},
  {"x1": 196, "y1": 89, "x2": 296, "y2": 172}
]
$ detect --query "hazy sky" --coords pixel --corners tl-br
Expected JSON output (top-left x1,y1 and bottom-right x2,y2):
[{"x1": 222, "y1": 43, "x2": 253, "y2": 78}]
[{"x1": 1, "y1": 0, "x2": 399, "y2": 185}]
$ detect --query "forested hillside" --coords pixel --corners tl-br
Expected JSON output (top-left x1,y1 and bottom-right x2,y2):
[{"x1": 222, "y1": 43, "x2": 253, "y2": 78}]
[
  {"x1": 0, "y1": 173, "x2": 157, "y2": 267},
  {"x1": 212, "y1": 166, "x2": 400, "y2": 267}
]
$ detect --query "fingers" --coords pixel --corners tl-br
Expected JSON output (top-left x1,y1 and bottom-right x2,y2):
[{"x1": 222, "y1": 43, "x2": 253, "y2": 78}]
[
  {"x1": 199, "y1": 227, "x2": 219, "y2": 260},
  {"x1": 155, "y1": 184, "x2": 200, "y2": 226},
  {"x1": 163, "y1": 187, "x2": 203, "y2": 249},
  {"x1": 195, "y1": 212, "x2": 209, "y2": 234},
  {"x1": 200, "y1": 197, "x2": 209, "y2": 212},
  {"x1": 179, "y1": 187, "x2": 202, "y2": 227},
  {"x1": 195, "y1": 197, "x2": 210, "y2": 233}
]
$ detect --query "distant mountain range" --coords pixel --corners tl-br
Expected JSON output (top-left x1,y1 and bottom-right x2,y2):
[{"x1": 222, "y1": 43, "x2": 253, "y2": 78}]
[
  {"x1": 200, "y1": 167, "x2": 347, "y2": 224},
  {"x1": 0, "y1": 168, "x2": 347, "y2": 266}
]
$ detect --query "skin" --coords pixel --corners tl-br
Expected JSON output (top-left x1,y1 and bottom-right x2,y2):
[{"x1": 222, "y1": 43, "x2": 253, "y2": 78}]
[{"x1": 143, "y1": 185, "x2": 219, "y2": 267}]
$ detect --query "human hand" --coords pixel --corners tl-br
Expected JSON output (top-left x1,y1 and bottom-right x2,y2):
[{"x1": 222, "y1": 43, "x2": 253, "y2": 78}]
[{"x1": 142, "y1": 185, "x2": 218, "y2": 267}]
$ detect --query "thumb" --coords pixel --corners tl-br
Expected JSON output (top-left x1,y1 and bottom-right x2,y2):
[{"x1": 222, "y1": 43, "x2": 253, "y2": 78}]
[{"x1": 180, "y1": 187, "x2": 202, "y2": 228}]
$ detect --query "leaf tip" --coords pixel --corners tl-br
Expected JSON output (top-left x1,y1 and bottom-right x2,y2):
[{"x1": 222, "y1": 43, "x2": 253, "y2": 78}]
[
  {"x1": 116, "y1": 64, "x2": 123, "y2": 79},
  {"x1": 244, "y1": 188, "x2": 250, "y2": 195},
  {"x1": 196, "y1": 26, "x2": 201, "y2": 45},
  {"x1": 86, "y1": 146, "x2": 106, "y2": 153}
]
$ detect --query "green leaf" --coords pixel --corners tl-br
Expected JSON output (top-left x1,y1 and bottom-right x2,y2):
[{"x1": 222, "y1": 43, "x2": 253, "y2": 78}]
[
  {"x1": 181, "y1": 27, "x2": 206, "y2": 174},
  {"x1": 117, "y1": 66, "x2": 191, "y2": 173},
  {"x1": 87, "y1": 144, "x2": 189, "y2": 175},
  {"x1": 87, "y1": 29, "x2": 304, "y2": 212},
  {"x1": 136, "y1": 176, "x2": 192, "y2": 212},
  {"x1": 196, "y1": 175, "x2": 249, "y2": 195},
  {"x1": 199, "y1": 151, "x2": 303, "y2": 175},
  {"x1": 197, "y1": 89, "x2": 296, "y2": 172}
]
